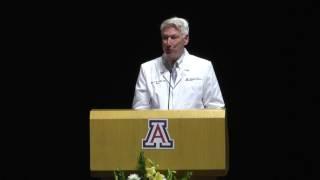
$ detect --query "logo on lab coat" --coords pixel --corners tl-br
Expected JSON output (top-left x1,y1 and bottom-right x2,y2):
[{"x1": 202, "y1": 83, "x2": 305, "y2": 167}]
[{"x1": 142, "y1": 119, "x2": 174, "y2": 149}]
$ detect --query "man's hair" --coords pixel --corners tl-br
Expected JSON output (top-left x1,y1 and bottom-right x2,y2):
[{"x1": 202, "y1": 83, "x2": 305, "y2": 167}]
[{"x1": 160, "y1": 17, "x2": 189, "y2": 36}]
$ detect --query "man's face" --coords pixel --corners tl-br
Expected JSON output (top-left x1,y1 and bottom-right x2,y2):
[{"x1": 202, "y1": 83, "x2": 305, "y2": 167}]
[{"x1": 161, "y1": 26, "x2": 189, "y2": 63}]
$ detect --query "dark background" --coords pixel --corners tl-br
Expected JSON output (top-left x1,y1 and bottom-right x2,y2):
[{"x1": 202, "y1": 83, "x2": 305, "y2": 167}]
[{"x1": 2, "y1": 1, "x2": 318, "y2": 179}]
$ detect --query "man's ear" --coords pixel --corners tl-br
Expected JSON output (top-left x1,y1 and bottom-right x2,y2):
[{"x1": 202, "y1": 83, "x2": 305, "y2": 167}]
[{"x1": 184, "y1": 35, "x2": 189, "y2": 45}]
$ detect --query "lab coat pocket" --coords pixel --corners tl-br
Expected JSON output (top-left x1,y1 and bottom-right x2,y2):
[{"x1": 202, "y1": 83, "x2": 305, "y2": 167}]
[
  {"x1": 151, "y1": 79, "x2": 169, "y2": 102},
  {"x1": 185, "y1": 77, "x2": 203, "y2": 93}
]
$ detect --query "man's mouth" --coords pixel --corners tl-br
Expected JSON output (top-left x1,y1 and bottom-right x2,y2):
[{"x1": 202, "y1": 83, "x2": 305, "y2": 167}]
[{"x1": 165, "y1": 48, "x2": 173, "y2": 54}]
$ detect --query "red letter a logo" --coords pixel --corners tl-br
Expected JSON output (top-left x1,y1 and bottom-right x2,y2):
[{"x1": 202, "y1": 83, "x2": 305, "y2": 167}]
[{"x1": 142, "y1": 119, "x2": 174, "y2": 149}]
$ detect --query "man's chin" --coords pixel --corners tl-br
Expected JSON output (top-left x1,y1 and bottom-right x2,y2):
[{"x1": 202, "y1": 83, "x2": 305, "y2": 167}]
[{"x1": 165, "y1": 54, "x2": 177, "y2": 61}]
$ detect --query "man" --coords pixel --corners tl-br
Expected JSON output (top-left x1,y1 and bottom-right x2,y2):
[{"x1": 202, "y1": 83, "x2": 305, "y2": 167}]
[{"x1": 132, "y1": 17, "x2": 225, "y2": 110}]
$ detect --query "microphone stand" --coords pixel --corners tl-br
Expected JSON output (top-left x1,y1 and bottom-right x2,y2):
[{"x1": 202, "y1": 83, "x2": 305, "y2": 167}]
[{"x1": 168, "y1": 70, "x2": 172, "y2": 110}]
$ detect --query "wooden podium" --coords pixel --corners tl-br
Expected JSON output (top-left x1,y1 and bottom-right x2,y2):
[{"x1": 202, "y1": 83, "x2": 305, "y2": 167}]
[{"x1": 90, "y1": 109, "x2": 228, "y2": 179}]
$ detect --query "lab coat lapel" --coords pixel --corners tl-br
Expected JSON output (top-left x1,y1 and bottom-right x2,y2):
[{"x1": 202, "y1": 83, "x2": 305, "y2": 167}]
[
  {"x1": 162, "y1": 71, "x2": 169, "y2": 83},
  {"x1": 172, "y1": 49, "x2": 190, "y2": 88},
  {"x1": 173, "y1": 68, "x2": 187, "y2": 88},
  {"x1": 162, "y1": 71, "x2": 174, "y2": 88},
  {"x1": 159, "y1": 57, "x2": 174, "y2": 88}
]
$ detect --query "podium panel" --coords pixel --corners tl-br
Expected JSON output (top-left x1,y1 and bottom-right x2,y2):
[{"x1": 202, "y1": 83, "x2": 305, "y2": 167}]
[{"x1": 90, "y1": 109, "x2": 228, "y2": 177}]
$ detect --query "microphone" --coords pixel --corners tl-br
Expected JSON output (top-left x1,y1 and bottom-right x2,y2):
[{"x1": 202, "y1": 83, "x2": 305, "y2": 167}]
[{"x1": 168, "y1": 70, "x2": 172, "y2": 110}]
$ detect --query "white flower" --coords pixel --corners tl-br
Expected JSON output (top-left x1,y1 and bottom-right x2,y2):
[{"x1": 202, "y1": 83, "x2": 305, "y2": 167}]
[
  {"x1": 160, "y1": 174, "x2": 167, "y2": 180},
  {"x1": 127, "y1": 173, "x2": 141, "y2": 180}
]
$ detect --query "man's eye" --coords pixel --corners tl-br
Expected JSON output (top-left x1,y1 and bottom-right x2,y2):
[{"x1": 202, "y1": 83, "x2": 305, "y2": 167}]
[
  {"x1": 162, "y1": 36, "x2": 178, "y2": 40},
  {"x1": 171, "y1": 36, "x2": 178, "y2": 39}
]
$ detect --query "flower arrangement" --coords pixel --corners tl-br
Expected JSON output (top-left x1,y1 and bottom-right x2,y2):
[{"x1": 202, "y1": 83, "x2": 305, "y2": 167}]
[{"x1": 114, "y1": 152, "x2": 192, "y2": 180}]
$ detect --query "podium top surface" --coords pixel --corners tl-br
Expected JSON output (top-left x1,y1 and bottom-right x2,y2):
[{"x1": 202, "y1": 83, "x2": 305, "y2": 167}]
[{"x1": 90, "y1": 109, "x2": 225, "y2": 119}]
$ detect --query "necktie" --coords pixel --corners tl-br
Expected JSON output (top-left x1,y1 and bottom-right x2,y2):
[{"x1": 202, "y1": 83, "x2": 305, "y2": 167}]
[{"x1": 171, "y1": 65, "x2": 177, "y2": 83}]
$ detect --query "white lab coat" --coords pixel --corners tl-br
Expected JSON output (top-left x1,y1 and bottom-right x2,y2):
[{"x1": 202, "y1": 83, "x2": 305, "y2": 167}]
[{"x1": 132, "y1": 50, "x2": 225, "y2": 110}]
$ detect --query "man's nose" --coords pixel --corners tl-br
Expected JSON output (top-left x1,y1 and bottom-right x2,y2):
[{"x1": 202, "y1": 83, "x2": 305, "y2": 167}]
[{"x1": 166, "y1": 37, "x2": 172, "y2": 45}]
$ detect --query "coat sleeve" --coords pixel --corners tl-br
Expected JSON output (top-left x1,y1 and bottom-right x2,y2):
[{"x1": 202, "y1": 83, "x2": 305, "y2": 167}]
[
  {"x1": 203, "y1": 62, "x2": 225, "y2": 108},
  {"x1": 132, "y1": 65, "x2": 151, "y2": 109}
]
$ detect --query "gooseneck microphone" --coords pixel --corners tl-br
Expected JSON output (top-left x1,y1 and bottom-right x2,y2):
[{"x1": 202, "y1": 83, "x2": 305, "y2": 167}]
[{"x1": 168, "y1": 70, "x2": 172, "y2": 110}]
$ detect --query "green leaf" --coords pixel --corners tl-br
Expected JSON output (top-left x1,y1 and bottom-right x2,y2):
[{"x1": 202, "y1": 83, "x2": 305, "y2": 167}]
[
  {"x1": 137, "y1": 151, "x2": 146, "y2": 179},
  {"x1": 114, "y1": 169, "x2": 126, "y2": 180},
  {"x1": 181, "y1": 171, "x2": 192, "y2": 180},
  {"x1": 166, "y1": 169, "x2": 177, "y2": 180}
]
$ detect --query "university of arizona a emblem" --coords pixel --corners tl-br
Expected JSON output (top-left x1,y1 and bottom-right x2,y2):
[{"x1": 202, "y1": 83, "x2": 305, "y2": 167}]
[{"x1": 142, "y1": 119, "x2": 174, "y2": 149}]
